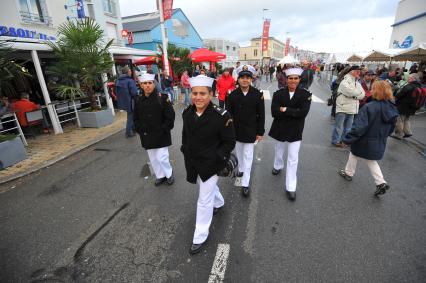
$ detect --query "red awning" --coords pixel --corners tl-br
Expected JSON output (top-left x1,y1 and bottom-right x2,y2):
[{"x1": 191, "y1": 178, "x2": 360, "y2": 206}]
[
  {"x1": 189, "y1": 48, "x2": 226, "y2": 63},
  {"x1": 134, "y1": 56, "x2": 158, "y2": 65}
]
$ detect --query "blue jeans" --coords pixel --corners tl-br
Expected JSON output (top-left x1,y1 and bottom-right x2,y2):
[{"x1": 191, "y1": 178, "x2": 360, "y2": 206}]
[
  {"x1": 331, "y1": 113, "x2": 354, "y2": 144},
  {"x1": 165, "y1": 87, "x2": 174, "y2": 103},
  {"x1": 126, "y1": 111, "x2": 135, "y2": 137},
  {"x1": 183, "y1": 88, "x2": 191, "y2": 106}
]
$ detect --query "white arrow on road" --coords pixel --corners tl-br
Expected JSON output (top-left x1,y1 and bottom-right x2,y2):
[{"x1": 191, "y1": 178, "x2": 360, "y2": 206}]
[{"x1": 261, "y1": 90, "x2": 325, "y2": 103}]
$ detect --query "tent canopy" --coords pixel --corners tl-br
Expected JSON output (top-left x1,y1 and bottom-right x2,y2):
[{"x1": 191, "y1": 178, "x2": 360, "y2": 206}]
[
  {"x1": 347, "y1": 54, "x2": 363, "y2": 62},
  {"x1": 363, "y1": 49, "x2": 401, "y2": 62},
  {"x1": 392, "y1": 43, "x2": 426, "y2": 61},
  {"x1": 189, "y1": 48, "x2": 226, "y2": 63},
  {"x1": 279, "y1": 55, "x2": 299, "y2": 65}
]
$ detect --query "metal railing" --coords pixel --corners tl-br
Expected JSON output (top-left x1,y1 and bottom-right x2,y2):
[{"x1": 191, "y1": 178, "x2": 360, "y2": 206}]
[
  {"x1": 0, "y1": 112, "x2": 28, "y2": 146},
  {"x1": 19, "y1": 11, "x2": 52, "y2": 26},
  {"x1": 51, "y1": 96, "x2": 102, "y2": 128}
]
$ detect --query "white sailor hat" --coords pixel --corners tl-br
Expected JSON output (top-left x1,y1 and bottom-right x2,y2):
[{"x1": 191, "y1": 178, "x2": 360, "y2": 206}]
[
  {"x1": 139, "y1": 73, "x2": 155, "y2": 82},
  {"x1": 189, "y1": 75, "x2": 214, "y2": 88},
  {"x1": 284, "y1": 68, "x2": 303, "y2": 77}
]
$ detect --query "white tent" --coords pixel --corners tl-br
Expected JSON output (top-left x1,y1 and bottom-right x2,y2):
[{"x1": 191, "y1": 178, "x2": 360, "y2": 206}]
[
  {"x1": 279, "y1": 55, "x2": 299, "y2": 65},
  {"x1": 363, "y1": 49, "x2": 401, "y2": 62},
  {"x1": 393, "y1": 43, "x2": 426, "y2": 61}
]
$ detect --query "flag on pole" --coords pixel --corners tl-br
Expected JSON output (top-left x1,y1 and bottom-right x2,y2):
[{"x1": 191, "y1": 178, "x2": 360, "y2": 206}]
[
  {"x1": 162, "y1": 0, "x2": 173, "y2": 20},
  {"x1": 76, "y1": 0, "x2": 85, "y2": 18},
  {"x1": 284, "y1": 38, "x2": 291, "y2": 56},
  {"x1": 261, "y1": 19, "x2": 271, "y2": 52}
]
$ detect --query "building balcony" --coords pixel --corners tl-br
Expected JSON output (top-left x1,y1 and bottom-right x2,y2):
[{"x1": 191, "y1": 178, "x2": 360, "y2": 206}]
[{"x1": 19, "y1": 11, "x2": 52, "y2": 26}]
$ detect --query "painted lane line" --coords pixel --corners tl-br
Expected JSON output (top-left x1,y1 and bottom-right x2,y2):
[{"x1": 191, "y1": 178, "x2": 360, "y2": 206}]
[
  {"x1": 261, "y1": 90, "x2": 271, "y2": 100},
  {"x1": 208, "y1": 243, "x2": 230, "y2": 283},
  {"x1": 312, "y1": 94, "x2": 325, "y2": 103}
]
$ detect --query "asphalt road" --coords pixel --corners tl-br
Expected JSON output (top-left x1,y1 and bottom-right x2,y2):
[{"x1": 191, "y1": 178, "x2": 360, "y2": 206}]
[{"x1": 1, "y1": 78, "x2": 425, "y2": 282}]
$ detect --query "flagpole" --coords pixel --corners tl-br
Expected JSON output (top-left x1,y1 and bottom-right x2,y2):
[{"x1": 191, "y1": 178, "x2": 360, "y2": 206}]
[{"x1": 158, "y1": 0, "x2": 170, "y2": 76}]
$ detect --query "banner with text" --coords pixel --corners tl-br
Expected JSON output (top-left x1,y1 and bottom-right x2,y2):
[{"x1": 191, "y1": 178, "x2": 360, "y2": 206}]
[
  {"x1": 261, "y1": 19, "x2": 271, "y2": 52},
  {"x1": 284, "y1": 38, "x2": 291, "y2": 56},
  {"x1": 162, "y1": 0, "x2": 173, "y2": 20}
]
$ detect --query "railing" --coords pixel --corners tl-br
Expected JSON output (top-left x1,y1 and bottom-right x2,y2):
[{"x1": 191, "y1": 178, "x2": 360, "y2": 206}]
[
  {"x1": 19, "y1": 11, "x2": 52, "y2": 26},
  {"x1": 0, "y1": 112, "x2": 28, "y2": 146}
]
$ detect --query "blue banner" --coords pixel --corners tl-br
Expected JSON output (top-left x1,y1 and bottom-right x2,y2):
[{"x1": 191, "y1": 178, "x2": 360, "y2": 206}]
[{"x1": 76, "y1": 0, "x2": 85, "y2": 18}]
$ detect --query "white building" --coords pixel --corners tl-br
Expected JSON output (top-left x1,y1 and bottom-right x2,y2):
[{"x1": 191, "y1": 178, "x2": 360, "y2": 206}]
[
  {"x1": 389, "y1": 0, "x2": 426, "y2": 49},
  {"x1": 203, "y1": 38, "x2": 239, "y2": 68}
]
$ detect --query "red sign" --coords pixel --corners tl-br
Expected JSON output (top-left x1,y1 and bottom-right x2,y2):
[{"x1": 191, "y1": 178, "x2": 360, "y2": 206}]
[
  {"x1": 261, "y1": 19, "x2": 271, "y2": 52},
  {"x1": 284, "y1": 38, "x2": 291, "y2": 56},
  {"x1": 121, "y1": 29, "x2": 129, "y2": 38},
  {"x1": 162, "y1": 0, "x2": 173, "y2": 20},
  {"x1": 128, "y1": 32, "x2": 133, "y2": 47}
]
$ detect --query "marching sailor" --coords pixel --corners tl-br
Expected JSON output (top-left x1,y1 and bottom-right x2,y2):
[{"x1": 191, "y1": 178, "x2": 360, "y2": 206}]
[
  {"x1": 181, "y1": 75, "x2": 236, "y2": 254},
  {"x1": 134, "y1": 73, "x2": 175, "y2": 186},
  {"x1": 226, "y1": 66, "x2": 265, "y2": 196},
  {"x1": 269, "y1": 67, "x2": 312, "y2": 201}
]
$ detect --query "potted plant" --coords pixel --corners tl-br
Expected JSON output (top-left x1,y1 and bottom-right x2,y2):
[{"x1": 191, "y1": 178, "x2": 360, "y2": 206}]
[{"x1": 47, "y1": 18, "x2": 114, "y2": 128}]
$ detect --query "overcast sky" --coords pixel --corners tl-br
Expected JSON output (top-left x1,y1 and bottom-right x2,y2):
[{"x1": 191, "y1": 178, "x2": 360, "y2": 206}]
[{"x1": 119, "y1": 0, "x2": 399, "y2": 53}]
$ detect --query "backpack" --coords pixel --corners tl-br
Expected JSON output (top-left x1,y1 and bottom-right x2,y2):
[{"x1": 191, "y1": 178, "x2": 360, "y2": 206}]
[{"x1": 411, "y1": 87, "x2": 426, "y2": 110}]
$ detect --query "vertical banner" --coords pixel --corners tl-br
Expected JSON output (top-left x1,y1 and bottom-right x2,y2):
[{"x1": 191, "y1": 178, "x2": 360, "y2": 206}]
[
  {"x1": 76, "y1": 0, "x2": 85, "y2": 18},
  {"x1": 162, "y1": 0, "x2": 173, "y2": 20},
  {"x1": 261, "y1": 19, "x2": 271, "y2": 52},
  {"x1": 284, "y1": 38, "x2": 291, "y2": 56}
]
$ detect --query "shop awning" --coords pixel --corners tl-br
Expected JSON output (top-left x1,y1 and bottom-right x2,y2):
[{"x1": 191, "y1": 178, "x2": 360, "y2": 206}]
[
  {"x1": 392, "y1": 43, "x2": 426, "y2": 61},
  {"x1": 189, "y1": 48, "x2": 226, "y2": 63}
]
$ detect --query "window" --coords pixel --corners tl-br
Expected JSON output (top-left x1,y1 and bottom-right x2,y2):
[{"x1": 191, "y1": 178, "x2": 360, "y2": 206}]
[
  {"x1": 103, "y1": 0, "x2": 117, "y2": 16},
  {"x1": 106, "y1": 22, "x2": 118, "y2": 44},
  {"x1": 87, "y1": 3, "x2": 95, "y2": 19},
  {"x1": 18, "y1": 0, "x2": 51, "y2": 25},
  {"x1": 226, "y1": 46, "x2": 230, "y2": 51},
  {"x1": 254, "y1": 49, "x2": 258, "y2": 57},
  {"x1": 233, "y1": 47, "x2": 236, "y2": 51}
]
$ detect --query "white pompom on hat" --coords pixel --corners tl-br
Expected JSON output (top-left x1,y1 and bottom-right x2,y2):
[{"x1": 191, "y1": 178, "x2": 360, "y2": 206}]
[
  {"x1": 189, "y1": 75, "x2": 214, "y2": 88},
  {"x1": 284, "y1": 68, "x2": 303, "y2": 77},
  {"x1": 139, "y1": 73, "x2": 155, "y2": 82}
]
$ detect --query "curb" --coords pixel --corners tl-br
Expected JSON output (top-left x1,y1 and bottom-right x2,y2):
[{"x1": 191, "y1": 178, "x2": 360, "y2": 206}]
[{"x1": 0, "y1": 127, "x2": 124, "y2": 186}]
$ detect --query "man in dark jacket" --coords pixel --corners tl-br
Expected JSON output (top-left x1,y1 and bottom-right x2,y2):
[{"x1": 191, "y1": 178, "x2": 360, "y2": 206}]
[
  {"x1": 115, "y1": 66, "x2": 138, "y2": 137},
  {"x1": 182, "y1": 75, "x2": 236, "y2": 254},
  {"x1": 134, "y1": 74, "x2": 175, "y2": 186},
  {"x1": 393, "y1": 73, "x2": 422, "y2": 139},
  {"x1": 299, "y1": 60, "x2": 314, "y2": 89},
  {"x1": 226, "y1": 67, "x2": 265, "y2": 196},
  {"x1": 269, "y1": 68, "x2": 312, "y2": 201}
]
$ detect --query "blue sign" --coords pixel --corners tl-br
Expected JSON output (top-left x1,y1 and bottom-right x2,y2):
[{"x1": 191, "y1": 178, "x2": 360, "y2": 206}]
[
  {"x1": 0, "y1": 25, "x2": 56, "y2": 40},
  {"x1": 76, "y1": 0, "x2": 85, "y2": 18},
  {"x1": 392, "y1": 35, "x2": 413, "y2": 49}
]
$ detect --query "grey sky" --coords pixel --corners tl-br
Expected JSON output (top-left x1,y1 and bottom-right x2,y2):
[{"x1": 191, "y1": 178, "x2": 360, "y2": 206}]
[{"x1": 118, "y1": 0, "x2": 399, "y2": 53}]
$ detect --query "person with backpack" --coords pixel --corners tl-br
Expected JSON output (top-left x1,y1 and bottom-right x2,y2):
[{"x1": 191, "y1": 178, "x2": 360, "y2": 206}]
[
  {"x1": 134, "y1": 73, "x2": 176, "y2": 186},
  {"x1": 392, "y1": 73, "x2": 423, "y2": 139},
  {"x1": 338, "y1": 80, "x2": 398, "y2": 197}
]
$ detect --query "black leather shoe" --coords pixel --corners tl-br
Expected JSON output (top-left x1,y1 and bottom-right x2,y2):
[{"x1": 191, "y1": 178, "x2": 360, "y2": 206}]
[
  {"x1": 242, "y1": 186, "x2": 250, "y2": 197},
  {"x1": 374, "y1": 183, "x2": 390, "y2": 197},
  {"x1": 166, "y1": 173, "x2": 174, "y2": 185},
  {"x1": 403, "y1": 134, "x2": 412, "y2": 138},
  {"x1": 286, "y1": 191, "x2": 296, "y2": 201},
  {"x1": 272, "y1": 168, "x2": 282, "y2": 175},
  {"x1": 189, "y1": 242, "x2": 206, "y2": 255},
  {"x1": 213, "y1": 206, "x2": 223, "y2": 216},
  {"x1": 154, "y1": 177, "x2": 166, "y2": 186}
]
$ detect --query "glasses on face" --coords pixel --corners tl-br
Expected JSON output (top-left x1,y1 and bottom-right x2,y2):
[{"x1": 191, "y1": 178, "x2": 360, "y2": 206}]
[
  {"x1": 142, "y1": 82, "x2": 153, "y2": 85},
  {"x1": 287, "y1": 77, "x2": 299, "y2": 80}
]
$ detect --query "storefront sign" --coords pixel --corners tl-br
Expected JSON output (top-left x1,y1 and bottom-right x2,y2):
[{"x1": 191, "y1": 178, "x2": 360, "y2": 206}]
[
  {"x1": 0, "y1": 25, "x2": 56, "y2": 40},
  {"x1": 392, "y1": 35, "x2": 413, "y2": 49}
]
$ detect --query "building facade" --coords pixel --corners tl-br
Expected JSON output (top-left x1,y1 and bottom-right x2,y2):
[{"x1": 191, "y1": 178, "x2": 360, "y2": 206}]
[
  {"x1": 122, "y1": 8, "x2": 203, "y2": 52},
  {"x1": 390, "y1": 0, "x2": 426, "y2": 49},
  {"x1": 203, "y1": 38, "x2": 239, "y2": 68},
  {"x1": 239, "y1": 37, "x2": 285, "y2": 65}
]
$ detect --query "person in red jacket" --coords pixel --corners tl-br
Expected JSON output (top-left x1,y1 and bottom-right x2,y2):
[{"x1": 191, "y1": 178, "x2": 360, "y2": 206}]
[
  {"x1": 11, "y1": 93, "x2": 39, "y2": 127},
  {"x1": 216, "y1": 68, "x2": 235, "y2": 108}
]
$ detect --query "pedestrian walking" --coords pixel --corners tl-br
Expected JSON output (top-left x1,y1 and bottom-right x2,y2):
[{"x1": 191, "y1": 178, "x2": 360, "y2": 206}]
[
  {"x1": 217, "y1": 69, "x2": 235, "y2": 108},
  {"x1": 134, "y1": 74, "x2": 175, "y2": 186},
  {"x1": 359, "y1": 69, "x2": 376, "y2": 108},
  {"x1": 182, "y1": 75, "x2": 236, "y2": 255},
  {"x1": 269, "y1": 68, "x2": 312, "y2": 201},
  {"x1": 392, "y1": 73, "x2": 423, "y2": 139},
  {"x1": 115, "y1": 66, "x2": 138, "y2": 138},
  {"x1": 232, "y1": 61, "x2": 241, "y2": 81},
  {"x1": 158, "y1": 70, "x2": 174, "y2": 104},
  {"x1": 263, "y1": 65, "x2": 270, "y2": 82},
  {"x1": 338, "y1": 80, "x2": 398, "y2": 197},
  {"x1": 269, "y1": 65, "x2": 275, "y2": 82},
  {"x1": 226, "y1": 66, "x2": 265, "y2": 197},
  {"x1": 180, "y1": 70, "x2": 191, "y2": 106},
  {"x1": 331, "y1": 65, "x2": 365, "y2": 147},
  {"x1": 299, "y1": 60, "x2": 314, "y2": 89}
]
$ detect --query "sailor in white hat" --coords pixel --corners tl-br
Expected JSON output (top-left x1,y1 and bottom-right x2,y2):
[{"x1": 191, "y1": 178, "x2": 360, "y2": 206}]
[
  {"x1": 182, "y1": 75, "x2": 236, "y2": 254},
  {"x1": 134, "y1": 73, "x2": 176, "y2": 186},
  {"x1": 268, "y1": 67, "x2": 312, "y2": 201},
  {"x1": 226, "y1": 66, "x2": 265, "y2": 197}
]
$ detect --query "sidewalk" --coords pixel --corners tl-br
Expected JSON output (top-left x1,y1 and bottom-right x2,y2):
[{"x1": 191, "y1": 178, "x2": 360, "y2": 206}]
[
  {"x1": 407, "y1": 111, "x2": 426, "y2": 150},
  {"x1": 0, "y1": 111, "x2": 126, "y2": 185}
]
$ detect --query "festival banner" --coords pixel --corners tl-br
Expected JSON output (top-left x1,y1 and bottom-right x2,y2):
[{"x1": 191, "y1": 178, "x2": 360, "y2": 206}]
[
  {"x1": 284, "y1": 38, "x2": 291, "y2": 56},
  {"x1": 261, "y1": 19, "x2": 271, "y2": 52},
  {"x1": 162, "y1": 0, "x2": 173, "y2": 20}
]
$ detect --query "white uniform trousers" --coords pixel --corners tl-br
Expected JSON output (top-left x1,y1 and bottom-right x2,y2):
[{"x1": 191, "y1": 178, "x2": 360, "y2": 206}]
[
  {"x1": 273, "y1": 141, "x2": 301, "y2": 192},
  {"x1": 193, "y1": 175, "x2": 224, "y2": 244},
  {"x1": 344, "y1": 152, "x2": 386, "y2": 185},
  {"x1": 146, "y1": 147, "x2": 173, "y2": 179},
  {"x1": 235, "y1": 142, "x2": 255, "y2": 187}
]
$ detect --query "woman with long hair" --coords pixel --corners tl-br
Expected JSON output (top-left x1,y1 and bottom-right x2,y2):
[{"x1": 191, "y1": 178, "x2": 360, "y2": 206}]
[{"x1": 338, "y1": 80, "x2": 398, "y2": 197}]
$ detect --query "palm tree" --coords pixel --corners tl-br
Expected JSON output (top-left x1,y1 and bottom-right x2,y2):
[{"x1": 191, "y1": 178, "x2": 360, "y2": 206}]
[
  {"x1": 0, "y1": 41, "x2": 31, "y2": 98},
  {"x1": 46, "y1": 18, "x2": 113, "y2": 109}
]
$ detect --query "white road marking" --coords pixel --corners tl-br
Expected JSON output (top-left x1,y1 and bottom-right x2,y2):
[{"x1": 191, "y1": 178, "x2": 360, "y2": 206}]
[
  {"x1": 312, "y1": 95, "x2": 325, "y2": 103},
  {"x1": 208, "y1": 243, "x2": 230, "y2": 283}
]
